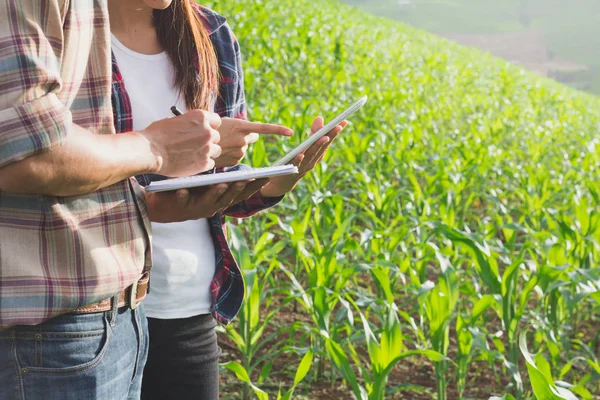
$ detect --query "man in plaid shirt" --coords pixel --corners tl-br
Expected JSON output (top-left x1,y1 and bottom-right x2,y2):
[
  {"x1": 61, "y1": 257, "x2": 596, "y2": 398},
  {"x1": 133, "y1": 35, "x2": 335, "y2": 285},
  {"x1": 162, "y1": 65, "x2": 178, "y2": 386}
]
[{"x1": 0, "y1": 1, "x2": 223, "y2": 398}]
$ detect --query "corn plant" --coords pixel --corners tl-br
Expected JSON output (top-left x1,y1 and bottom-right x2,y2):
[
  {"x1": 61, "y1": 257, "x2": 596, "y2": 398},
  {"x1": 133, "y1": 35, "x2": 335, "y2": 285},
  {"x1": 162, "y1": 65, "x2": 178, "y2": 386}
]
[
  {"x1": 224, "y1": 225, "x2": 287, "y2": 399},
  {"x1": 419, "y1": 245, "x2": 459, "y2": 400},
  {"x1": 323, "y1": 266, "x2": 445, "y2": 400},
  {"x1": 519, "y1": 332, "x2": 579, "y2": 400},
  {"x1": 200, "y1": 0, "x2": 600, "y2": 397}
]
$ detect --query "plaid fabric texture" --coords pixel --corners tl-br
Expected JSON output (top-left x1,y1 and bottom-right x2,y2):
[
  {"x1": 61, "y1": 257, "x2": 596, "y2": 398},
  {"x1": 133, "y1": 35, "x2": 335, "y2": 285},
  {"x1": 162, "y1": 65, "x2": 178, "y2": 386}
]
[
  {"x1": 0, "y1": 0, "x2": 151, "y2": 328},
  {"x1": 111, "y1": 4, "x2": 282, "y2": 324}
]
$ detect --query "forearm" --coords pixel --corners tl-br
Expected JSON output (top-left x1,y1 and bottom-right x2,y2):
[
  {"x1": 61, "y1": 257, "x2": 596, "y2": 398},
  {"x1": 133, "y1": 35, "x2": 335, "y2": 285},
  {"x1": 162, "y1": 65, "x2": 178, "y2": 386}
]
[{"x1": 0, "y1": 125, "x2": 160, "y2": 196}]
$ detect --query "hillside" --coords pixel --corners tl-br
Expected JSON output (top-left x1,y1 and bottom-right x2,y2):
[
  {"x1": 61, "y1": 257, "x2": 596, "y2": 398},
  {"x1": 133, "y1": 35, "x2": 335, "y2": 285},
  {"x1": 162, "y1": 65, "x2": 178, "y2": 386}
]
[
  {"x1": 342, "y1": 0, "x2": 600, "y2": 94},
  {"x1": 204, "y1": 0, "x2": 600, "y2": 398}
]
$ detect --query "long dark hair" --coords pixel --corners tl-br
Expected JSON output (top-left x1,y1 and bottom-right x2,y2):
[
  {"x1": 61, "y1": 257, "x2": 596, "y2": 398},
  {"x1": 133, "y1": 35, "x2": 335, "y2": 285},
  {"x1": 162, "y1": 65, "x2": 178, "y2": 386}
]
[{"x1": 153, "y1": 1, "x2": 219, "y2": 110}]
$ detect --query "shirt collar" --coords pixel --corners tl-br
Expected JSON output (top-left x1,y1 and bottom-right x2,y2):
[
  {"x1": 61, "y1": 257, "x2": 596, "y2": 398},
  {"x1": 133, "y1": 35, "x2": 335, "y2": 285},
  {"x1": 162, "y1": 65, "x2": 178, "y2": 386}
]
[{"x1": 192, "y1": 4, "x2": 228, "y2": 35}]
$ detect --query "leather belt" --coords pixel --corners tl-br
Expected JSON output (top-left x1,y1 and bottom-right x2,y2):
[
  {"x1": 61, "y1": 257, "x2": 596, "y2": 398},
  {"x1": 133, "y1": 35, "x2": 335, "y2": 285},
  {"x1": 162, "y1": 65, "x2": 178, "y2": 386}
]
[{"x1": 71, "y1": 272, "x2": 150, "y2": 314}]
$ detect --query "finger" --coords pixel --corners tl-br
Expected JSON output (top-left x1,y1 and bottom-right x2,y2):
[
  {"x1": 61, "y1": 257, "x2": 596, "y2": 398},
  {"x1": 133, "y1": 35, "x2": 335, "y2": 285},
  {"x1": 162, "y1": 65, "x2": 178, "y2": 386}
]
[
  {"x1": 246, "y1": 132, "x2": 260, "y2": 145},
  {"x1": 236, "y1": 178, "x2": 268, "y2": 195},
  {"x1": 297, "y1": 137, "x2": 329, "y2": 172},
  {"x1": 218, "y1": 180, "x2": 248, "y2": 201},
  {"x1": 214, "y1": 184, "x2": 229, "y2": 198},
  {"x1": 175, "y1": 189, "x2": 190, "y2": 206},
  {"x1": 187, "y1": 185, "x2": 210, "y2": 197},
  {"x1": 302, "y1": 136, "x2": 330, "y2": 163},
  {"x1": 209, "y1": 143, "x2": 222, "y2": 160},
  {"x1": 183, "y1": 184, "x2": 227, "y2": 217},
  {"x1": 306, "y1": 138, "x2": 330, "y2": 167},
  {"x1": 215, "y1": 181, "x2": 247, "y2": 210},
  {"x1": 187, "y1": 184, "x2": 226, "y2": 205},
  {"x1": 300, "y1": 139, "x2": 332, "y2": 174},
  {"x1": 210, "y1": 128, "x2": 221, "y2": 144},
  {"x1": 204, "y1": 158, "x2": 215, "y2": 171},
  {"x1": 250, "y1": 177, "x2": 270, "y2": 188},
  {"x1": 311, "y1": 116, "x2": 324, "y2": 134},
  {"x1": 242, "y1": 121, "x2": 294, "y2": 136},
  {"x1": 233, "y1": 178, "x2": 271, "y2": 204},
  {"x1": 205, "y1": 111, "x2": 222, "y2": 129},
  {"x1": 290, "y1": 153, "x2": 305, "y2": 167},
  {"x1": 325, "y1": 125, "x2": 343, "y2": 140},
  {"x1": 187, "y1": 184, "x2": 226, "y2": 203},
  {"x1": 311, "y1": 139, "x2": 332, "y2": 164}
]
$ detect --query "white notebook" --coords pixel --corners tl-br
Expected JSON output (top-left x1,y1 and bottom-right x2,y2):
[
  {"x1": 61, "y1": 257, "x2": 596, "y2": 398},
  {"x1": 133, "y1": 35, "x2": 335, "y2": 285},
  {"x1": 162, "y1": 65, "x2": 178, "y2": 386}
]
[{"x1": 145, "y1": 165, "x2": 298, "y2": 193}]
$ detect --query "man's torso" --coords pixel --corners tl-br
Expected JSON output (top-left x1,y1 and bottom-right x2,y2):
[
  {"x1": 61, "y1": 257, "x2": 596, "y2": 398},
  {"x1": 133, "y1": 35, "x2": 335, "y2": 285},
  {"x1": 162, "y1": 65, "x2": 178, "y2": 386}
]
[{"x1": 0, "y1": 0, "x2": 150, "y2": 328}]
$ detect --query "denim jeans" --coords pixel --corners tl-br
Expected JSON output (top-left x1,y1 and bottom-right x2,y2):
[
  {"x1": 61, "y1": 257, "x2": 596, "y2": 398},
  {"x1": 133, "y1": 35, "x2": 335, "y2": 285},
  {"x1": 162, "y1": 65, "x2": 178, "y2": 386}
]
[{"x1": 0, "y1": 298, "x2": 148, "y2": 400}]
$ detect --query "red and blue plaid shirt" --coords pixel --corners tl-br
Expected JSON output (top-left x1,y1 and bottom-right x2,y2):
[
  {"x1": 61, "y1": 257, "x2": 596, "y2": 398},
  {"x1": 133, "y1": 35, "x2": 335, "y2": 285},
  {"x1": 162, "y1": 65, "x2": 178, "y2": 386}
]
[{"x1": 111, "y1": 4, "x2": 282, "y2": 324}]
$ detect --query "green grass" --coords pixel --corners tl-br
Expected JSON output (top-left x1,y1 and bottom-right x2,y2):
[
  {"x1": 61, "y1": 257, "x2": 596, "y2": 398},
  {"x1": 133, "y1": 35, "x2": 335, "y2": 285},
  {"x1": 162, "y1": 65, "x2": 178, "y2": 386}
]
[{"x1": 203, "y1": 0, "x2": 600, "y2": 398}]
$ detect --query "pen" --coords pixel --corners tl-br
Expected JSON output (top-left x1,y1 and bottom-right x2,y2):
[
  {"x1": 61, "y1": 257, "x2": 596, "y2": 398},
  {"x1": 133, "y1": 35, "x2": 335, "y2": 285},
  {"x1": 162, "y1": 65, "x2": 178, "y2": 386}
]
[
  {"x1": 170, "y1": 106, "x2": 183, "y2": 117},
  {"x1": 170, "y1": 105, "x2": 216, "y2": 175}
]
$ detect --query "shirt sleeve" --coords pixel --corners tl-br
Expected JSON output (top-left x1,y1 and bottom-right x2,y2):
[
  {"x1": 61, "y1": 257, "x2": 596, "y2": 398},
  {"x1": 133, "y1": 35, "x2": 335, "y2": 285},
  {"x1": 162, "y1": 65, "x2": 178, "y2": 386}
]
[{"x1": 0, "y1": 0, "x2": 72, "y2": 168}]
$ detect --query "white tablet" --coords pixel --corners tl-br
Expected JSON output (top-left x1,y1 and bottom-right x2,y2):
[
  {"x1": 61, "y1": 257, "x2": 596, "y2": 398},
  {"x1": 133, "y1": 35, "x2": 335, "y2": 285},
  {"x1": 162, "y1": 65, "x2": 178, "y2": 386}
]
[
  {"x1": 145, "y1": 165, "x2": 298, "y2": 193},
  {"x1": 271, "y1": 95, "x2": 368, "y2": 167}
]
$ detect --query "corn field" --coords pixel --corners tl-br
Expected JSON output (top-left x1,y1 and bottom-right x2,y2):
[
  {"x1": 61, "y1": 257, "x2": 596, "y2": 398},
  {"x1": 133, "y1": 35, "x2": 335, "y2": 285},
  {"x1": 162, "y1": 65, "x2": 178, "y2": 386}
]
[{"x1": 203, "y1": 0, "x2": 600, "y2": 398}]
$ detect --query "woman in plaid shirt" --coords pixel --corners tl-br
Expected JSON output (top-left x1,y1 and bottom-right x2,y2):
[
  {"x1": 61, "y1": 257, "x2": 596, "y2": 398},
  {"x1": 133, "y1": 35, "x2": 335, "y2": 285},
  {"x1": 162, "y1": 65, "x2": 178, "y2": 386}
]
[{"x1": 108, "y1": 0, "x2": 345, "y2": 398}]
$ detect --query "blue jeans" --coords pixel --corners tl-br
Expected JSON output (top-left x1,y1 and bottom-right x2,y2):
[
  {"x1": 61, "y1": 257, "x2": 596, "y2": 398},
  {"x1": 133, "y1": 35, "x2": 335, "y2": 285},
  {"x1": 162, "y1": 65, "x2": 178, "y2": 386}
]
[{"x1": 0, "y1": 299, "x2": 148, "y2": 400}]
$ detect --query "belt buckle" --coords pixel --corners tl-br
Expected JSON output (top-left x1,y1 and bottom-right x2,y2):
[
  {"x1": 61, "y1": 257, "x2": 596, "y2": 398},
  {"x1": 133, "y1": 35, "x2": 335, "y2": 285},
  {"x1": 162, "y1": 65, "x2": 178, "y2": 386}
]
[{"x1": 129, "y1": 277, "x2": 140, "y2": 310}]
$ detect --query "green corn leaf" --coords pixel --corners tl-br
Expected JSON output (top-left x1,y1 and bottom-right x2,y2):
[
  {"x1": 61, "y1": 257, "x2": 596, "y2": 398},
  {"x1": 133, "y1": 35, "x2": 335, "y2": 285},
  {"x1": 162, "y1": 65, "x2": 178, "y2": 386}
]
[
  {"x1": 258, "y1": 361, "x2": 273, "y2": 384},
  {"x1": 254, "y1": 232, "x2": 274, "y2": 256},
  {"x1": 585, "y1": 360, "x2": 600, "y2": 375},
  {"x1": 324, "y1": 338, "x2": 367, "y2": 400},
  {"x1": 435, "y1": 225, "x2": 501, "y2": 294},
  {"x1": 312, "y1": 286, "x2": 331, "y2": 333},
  {"x1": 534, "y1": 352, "x2": 555, "y2": 383},
  {"x1": 226, "y1": 326, "x2": 247, "y2": 350},
  {"x1": 575, "y1": 196, "x2": 590, "y2": 235},
  {"x1": 371, "y1": 266, "x2": 395, "y2": 305},
  {"x1": 278, "y1": 350, "x2": 314, "y2": 400},
  {"x1": 519, "y1": 333, "x2": 579, "y2": 400},
  {"x1": 380, "y1": 349, "x2": 447, "y2": 378},
  {"x1": 558, "y1": 358, "x2": 582, "y2": 380},
  {"x1": 570, "y1": 385, "x2": 594, "y2": 400},
  {"x1": 472, "y1": 294, "x2": 497, "y2": 321},
  {"x1": 222, "y1": 361, "x2": 269, "y2": 400},
  {"x1": 456, "y1": 313, "x2": 472, "y2": 357},
  {"x1": 294, "y1": 349, "x2": 313, "y2": 386},
  {"x1": 228, "y1": 223, "x2": 253, "y2": 270}
]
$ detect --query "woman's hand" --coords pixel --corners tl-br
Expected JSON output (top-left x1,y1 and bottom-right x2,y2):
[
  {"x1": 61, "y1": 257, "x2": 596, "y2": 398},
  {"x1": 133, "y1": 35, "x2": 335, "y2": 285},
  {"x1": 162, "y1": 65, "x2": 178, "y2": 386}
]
[
  {"x1": 145, "y1": 178, "x2": 270, "y2": 223},
  {"x1": 260, "y1": 117, "x2": 346, "y2": 198},
  {"x1": 216, "y1": 118, "x2": 293, "y2": 168}
]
